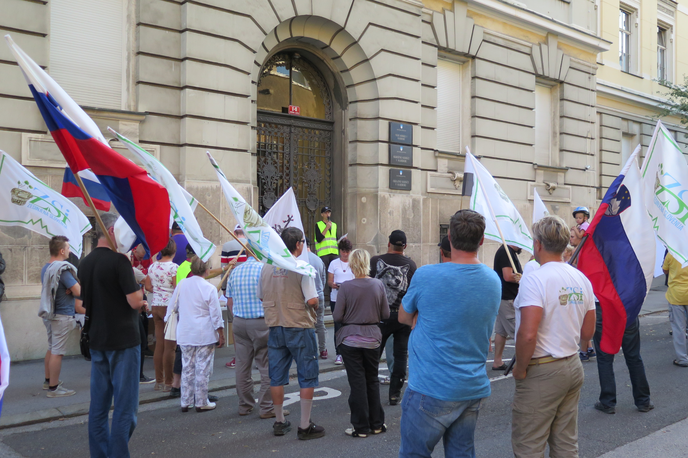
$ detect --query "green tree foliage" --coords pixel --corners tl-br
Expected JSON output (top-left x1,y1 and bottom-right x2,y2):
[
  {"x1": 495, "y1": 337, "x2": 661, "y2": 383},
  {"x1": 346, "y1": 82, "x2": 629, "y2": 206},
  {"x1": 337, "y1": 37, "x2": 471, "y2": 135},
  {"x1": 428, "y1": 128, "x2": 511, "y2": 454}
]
[{"x1": 658, "y1": 76, "x2": 688, "y2": 127}]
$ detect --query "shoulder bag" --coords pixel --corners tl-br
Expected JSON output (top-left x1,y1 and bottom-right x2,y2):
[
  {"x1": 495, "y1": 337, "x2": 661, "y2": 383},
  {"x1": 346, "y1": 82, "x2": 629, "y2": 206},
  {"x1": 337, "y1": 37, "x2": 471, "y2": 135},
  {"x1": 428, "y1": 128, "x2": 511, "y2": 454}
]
[
  {"x1": 164, "y1": 292, "x2": 180, "y2": 341},
  {"x1": 80, "y1": 300, "x2": 91, "y2": 361}
]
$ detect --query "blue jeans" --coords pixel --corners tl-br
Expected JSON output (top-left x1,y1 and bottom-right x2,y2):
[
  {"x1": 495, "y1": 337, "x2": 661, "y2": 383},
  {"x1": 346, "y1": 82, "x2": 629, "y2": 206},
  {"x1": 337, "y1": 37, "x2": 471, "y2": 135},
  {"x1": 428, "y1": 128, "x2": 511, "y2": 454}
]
[
  {"x1": 593, "y1": 303, "x2": 651, "y2": 408},
  {"x1": 89, "y1": 346, "x2": 140, "y2": 458},
  {"x1": 400, "y1": 389, "x2": 482, "y2": 458},
  {"x1": 268, "y1": 327, "x2": 319, "y2": 388}
]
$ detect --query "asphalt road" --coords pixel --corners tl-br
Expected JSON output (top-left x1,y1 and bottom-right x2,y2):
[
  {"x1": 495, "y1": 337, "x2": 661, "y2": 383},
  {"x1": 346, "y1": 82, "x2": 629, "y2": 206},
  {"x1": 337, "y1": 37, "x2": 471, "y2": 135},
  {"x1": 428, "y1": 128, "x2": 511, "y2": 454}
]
[{"x1": 1, "y1": 313, "x2": 686, "y2": 458}]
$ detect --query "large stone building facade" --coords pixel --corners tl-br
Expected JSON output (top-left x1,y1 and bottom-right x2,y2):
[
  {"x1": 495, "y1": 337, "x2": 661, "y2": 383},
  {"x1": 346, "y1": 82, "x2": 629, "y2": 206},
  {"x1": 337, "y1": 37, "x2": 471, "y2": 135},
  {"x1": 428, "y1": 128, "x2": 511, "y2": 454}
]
[{"x1": 2, "y1": 0, "x2": 682, "y2": 360}]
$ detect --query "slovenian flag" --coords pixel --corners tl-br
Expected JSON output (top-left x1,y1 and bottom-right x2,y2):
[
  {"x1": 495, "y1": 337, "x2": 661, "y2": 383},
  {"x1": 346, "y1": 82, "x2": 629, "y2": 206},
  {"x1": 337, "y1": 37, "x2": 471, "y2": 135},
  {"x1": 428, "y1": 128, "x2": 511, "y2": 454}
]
[
  {"x1": 578, "y1": 146, "x2": 655, "y2": 354},
  {"x1": 6, "y1": 35, "x2": 170, "y2": 258},
  {"x1": 62, "y1": 168, "x2": 111, "y2": 212}
]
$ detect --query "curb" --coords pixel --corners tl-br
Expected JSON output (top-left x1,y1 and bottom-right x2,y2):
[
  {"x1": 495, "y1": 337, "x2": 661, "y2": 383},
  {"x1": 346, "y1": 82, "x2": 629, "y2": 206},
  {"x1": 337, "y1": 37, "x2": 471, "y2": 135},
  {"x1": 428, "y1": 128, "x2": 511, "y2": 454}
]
[{"x1": 0, "y1": 360, "x2": 345, "y2": 430}]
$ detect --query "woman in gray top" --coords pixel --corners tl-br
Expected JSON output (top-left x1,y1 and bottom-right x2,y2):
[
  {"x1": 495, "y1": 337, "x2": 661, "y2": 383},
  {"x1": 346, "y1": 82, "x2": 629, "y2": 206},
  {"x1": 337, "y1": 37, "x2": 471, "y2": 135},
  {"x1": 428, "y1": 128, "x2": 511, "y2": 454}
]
[{"x1": 334, "y1": 249, "x2": 390, "y2": 438}]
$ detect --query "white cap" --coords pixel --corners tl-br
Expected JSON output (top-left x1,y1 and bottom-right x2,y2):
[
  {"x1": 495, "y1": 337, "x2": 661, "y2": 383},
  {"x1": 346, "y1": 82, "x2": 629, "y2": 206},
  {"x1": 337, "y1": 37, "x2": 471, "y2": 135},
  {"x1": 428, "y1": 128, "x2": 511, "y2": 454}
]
[{"x1": 234, "y1": 224, "x2": 242, "y2": 231}]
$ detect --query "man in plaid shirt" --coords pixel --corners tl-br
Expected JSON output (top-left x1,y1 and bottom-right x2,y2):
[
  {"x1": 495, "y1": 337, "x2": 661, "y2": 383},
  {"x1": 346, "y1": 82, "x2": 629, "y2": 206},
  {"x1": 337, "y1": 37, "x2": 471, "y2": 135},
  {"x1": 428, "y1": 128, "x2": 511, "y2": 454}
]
[{"x1": 227, "y1": 257, "x2": 289, "y2": 419}]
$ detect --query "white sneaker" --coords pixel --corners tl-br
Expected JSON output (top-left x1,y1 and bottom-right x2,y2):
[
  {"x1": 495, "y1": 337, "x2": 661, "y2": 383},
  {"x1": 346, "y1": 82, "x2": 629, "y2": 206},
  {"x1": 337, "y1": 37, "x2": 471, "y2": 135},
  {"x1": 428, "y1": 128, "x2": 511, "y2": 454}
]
[
  {"x1": 335, "y1": 355, "x2": 343, "y2": 365},
  {"x1": 195, "y1": 402, "x2": 216, "y2": 412},
  {"x1": 47, "y1": 386, "x2": 76, "y2": 398}
]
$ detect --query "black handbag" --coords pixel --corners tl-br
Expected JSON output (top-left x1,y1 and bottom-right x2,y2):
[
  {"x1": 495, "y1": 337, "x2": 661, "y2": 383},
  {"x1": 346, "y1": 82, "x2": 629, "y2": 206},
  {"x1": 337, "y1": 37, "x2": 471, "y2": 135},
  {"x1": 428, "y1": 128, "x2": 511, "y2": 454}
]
[{"x1": 80, "y1": 303, "x2": 91, "y2": 361}]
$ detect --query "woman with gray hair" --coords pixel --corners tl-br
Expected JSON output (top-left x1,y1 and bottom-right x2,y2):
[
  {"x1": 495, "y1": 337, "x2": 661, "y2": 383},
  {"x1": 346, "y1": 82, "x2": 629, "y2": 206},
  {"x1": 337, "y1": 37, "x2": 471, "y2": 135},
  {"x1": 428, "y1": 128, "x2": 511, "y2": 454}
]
[
  {"x1": 165, "y1": 257, "x2": 225, "y2": 412},
  {"x1": 334, "y1": 249, "x2": 390, "y2": 438},
  {"x1": 511, "y1": 215, "x2": 595, "y2": 457}
]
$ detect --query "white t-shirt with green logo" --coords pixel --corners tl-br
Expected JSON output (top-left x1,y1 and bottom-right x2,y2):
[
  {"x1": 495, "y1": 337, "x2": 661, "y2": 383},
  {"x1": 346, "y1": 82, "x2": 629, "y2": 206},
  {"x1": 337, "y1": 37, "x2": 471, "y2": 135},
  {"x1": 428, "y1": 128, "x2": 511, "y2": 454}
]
[{"x1": 514, "y1": 261, "x2": 595, "y2": 359}]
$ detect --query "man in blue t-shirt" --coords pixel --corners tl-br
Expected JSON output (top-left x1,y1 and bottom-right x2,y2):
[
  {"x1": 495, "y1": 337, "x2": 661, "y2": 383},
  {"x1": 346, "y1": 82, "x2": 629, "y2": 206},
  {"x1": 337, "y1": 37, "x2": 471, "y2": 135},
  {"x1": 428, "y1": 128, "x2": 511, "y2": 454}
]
[{"x1": 399, "y1": 209, "x2": 501, "y2": 457}]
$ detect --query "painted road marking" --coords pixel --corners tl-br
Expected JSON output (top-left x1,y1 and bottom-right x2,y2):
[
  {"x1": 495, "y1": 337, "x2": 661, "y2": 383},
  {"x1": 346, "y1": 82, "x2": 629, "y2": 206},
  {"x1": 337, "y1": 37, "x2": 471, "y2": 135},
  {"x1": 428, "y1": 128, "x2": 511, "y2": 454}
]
[{"x1": 283, "y1": 387, "x2": 342, "y2": 406}]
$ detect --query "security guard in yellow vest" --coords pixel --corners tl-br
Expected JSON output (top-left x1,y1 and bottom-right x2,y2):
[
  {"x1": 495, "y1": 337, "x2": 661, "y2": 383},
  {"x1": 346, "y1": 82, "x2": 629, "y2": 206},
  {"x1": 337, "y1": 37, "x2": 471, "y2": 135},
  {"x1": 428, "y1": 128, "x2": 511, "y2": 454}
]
[{"x1": 314, "y1": 206, "x2": 339, "y2": 270}]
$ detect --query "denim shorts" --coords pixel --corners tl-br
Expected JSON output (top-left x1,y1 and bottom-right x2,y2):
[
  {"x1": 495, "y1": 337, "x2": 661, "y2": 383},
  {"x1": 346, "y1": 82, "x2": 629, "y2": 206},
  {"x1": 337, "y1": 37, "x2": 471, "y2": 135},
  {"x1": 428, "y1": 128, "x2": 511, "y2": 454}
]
[{"x1": 268, "y1": 327, "x2": 319, "y2": 388}]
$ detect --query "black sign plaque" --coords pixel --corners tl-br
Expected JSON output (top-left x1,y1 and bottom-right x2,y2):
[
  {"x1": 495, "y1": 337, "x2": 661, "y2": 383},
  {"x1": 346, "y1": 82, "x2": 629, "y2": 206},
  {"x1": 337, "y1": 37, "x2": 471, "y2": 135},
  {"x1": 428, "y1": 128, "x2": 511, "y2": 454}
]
[
  {"x1": 389, "y1": 169, "x2": 412, "y2": 191},
  {"x1": 389, "y1": 144, "x2": 413, "y2": 167},
  {"x1": 389, "y1": 122, "x2": 413, "y2": 145}
]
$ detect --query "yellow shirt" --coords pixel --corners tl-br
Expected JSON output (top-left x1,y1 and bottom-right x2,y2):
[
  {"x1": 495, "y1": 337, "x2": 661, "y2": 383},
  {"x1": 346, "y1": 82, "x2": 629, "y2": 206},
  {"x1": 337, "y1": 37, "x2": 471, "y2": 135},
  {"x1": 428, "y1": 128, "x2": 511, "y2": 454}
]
[{"x1": 663, "y1": 254, "x2": 688, "y2": 305}]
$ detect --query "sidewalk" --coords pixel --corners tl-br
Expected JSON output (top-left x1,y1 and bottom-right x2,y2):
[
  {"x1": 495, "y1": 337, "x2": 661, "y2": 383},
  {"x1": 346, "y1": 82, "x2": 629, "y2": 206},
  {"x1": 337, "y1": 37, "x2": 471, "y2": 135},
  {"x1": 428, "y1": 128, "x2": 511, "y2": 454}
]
[
  {"x1": 0, "y1": 282, "x2": 672, "y2": 430},
  {"x1": 0, "y1": 317, "x2": 341, "y2": 429}
]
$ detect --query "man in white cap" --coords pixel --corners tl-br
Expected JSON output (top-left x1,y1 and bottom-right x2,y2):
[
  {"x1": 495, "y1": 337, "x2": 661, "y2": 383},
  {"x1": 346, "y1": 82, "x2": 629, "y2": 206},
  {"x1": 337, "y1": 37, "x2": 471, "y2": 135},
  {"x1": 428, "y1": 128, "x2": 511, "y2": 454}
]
[{"x1": 221, "y1": 225, "x2": 249, "y2": 368}]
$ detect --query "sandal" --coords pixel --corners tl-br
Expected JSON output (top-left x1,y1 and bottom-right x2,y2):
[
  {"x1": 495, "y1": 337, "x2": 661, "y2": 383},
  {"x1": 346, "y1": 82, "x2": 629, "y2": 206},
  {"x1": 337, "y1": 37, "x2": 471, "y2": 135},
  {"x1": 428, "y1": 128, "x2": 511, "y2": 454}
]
[
  {"x1": 371, "y1": 424, "x2": 387, "y2": 435},
  {"x1": 673, "y1": 360, "x2": 688, "y2": 367},
  {"x1": 345, "y1": 428, "x2": 368, "y2": 438},
  {"x1": 492, "y1": 364, "x2": 507, "y2": 371}
]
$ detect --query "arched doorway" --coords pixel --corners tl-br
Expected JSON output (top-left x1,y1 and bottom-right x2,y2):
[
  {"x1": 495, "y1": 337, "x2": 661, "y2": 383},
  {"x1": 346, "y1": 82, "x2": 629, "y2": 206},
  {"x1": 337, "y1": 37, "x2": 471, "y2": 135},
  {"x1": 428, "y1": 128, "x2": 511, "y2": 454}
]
[{"x1": 256, "y1": 51, "x2": 334, "y2": 235}]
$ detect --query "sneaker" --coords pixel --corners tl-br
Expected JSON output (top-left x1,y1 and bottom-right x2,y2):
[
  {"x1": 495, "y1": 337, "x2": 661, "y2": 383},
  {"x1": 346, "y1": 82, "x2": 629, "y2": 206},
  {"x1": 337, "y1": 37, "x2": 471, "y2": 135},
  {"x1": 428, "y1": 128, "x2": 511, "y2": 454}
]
[
  {"x1": 47, "y1": 386, "x2": 76, "y2": 398},
  {"x1": 260, "y1": 409, "x2": 290, "y2": 419},
  {"x1": 637, "y1": 403, "x2": 655, "y2": 413},
  {"x1": 140, "y1": 375, "x2": 155, "y2": 384},
  {"x1": 225, "y1": 358, "x2": 236, "y2": 368},
  {"x1": 334, "y1": 355, "x2": 343, "y2": 365},
  {"x1": 273, "y1": 420, "x2": 292, "y2": 436},
  {"x1": 169, "y1": 387, "x2": 181, "y2": 398},
  {"x1": 579, "y1": 351, "x2": 590, "y2": 362},
  {"x1": 586, "y1": 348, "x2": 597, "y2": 360},
  {"x1": 195, "y1": 402, "x2": 216, "y2": 412},
  {"x1": 594, "y1": 401, "x2": 615, "y2": 414},
  {"x1": 344, "y1": 427, "x2": 368, "y2": 438},
  {"x1": 320, "y1": 350, "x2": 328, "y2": 359},
  {"x1": 298, "y1": 422, "x2": 326, "y2": 440},
  {"x1": 379, "y1": 376, "x2": 390, "y2": 385},
  {"x1": 43, "y1": 380, "x2": 63, "y2": 390}
]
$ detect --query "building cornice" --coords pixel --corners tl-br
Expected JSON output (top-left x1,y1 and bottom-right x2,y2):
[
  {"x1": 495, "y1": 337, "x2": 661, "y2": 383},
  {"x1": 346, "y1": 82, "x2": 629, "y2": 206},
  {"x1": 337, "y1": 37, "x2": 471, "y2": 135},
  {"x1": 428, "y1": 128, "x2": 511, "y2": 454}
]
[
  {"x1": 596, "y1": 79, "x2": 667, "y2": 111},
  {"x1": 464, "y1": 0, "x2": 611, "y2": 53}
]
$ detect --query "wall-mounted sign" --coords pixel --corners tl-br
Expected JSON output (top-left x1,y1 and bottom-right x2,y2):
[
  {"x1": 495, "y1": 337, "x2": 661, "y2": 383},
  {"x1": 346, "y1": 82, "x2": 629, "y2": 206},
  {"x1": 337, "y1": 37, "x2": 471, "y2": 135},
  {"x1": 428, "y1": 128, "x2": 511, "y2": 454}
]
[
  {"x1": 389, "y1": 122, "x2": 413, "y2": 145},
  {"x1": 389, "y1": 169, "x2": 412, "y2": 191},
  {"x1": 288, "y1": 105, "x2": 301, "y2": 115},
  {"x1": 389, "y1": 144, "x2": 413, "y2": 167}
]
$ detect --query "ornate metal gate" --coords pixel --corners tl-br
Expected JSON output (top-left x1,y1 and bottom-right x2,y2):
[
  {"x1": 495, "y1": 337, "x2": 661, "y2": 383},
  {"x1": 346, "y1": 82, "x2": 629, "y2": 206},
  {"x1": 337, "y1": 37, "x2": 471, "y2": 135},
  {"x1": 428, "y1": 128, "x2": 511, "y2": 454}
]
[
  {"x1": 256, "y1": 52, "x2": 334, "y2": 236},
  {"x1": 256, "y1": 114, "x2": 333, "y2": 234}
]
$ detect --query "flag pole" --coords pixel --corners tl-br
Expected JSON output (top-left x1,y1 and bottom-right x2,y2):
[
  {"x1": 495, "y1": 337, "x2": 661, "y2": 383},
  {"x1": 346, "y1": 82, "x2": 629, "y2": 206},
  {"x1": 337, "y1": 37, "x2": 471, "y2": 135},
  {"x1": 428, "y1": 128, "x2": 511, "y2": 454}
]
[
  {"x1": 72, "y1": 172, "x2": 117, "y2": 252},
  {"x1": 467, "y1": 151, "x2": 519, "y2": 273},
  {"x1": 195, "y1": 201, "x2": 258, "y2": 261},
  {"x1": 216, "y1": 247, "x2": 245, "y2": 292}
]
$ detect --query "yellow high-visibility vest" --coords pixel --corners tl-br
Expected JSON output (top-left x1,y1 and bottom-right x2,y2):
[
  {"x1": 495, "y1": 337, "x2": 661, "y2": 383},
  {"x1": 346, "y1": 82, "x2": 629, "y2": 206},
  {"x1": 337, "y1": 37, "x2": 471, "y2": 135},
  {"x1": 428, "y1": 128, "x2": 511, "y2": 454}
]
[{"x1": 315, "y1": 221, "x2": 338, "y2": 257}]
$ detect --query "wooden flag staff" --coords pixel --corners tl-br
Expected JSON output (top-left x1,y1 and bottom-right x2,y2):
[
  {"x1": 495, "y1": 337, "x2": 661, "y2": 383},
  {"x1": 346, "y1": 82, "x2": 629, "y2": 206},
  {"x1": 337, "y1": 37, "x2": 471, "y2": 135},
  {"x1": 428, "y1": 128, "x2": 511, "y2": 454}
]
[
  {"x1": 195, "y1": 201, "x2": 258, "y2": 261},
  {"x1": 216, "y1": 247, "x2": 245, "y2": 292},
  {"x1": 72, "y1": 172, "x2": 117, "y2": 252}
]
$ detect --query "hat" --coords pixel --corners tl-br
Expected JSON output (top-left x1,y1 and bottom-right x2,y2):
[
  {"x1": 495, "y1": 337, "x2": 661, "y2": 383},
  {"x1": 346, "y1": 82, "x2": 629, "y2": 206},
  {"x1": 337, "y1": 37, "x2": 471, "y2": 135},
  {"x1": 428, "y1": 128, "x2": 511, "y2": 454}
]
[
  {"x1": 234, "y1": 224, "x2": 242, "y2": 231},
  {"x1": 389, "y1": 230, "x2": 407, "y2": 247},
  {"x1": 438, "y1": 235, "x2": 451, "y2": 252},
  {"x1": 321, "y1": 206, "x2": 332, "y2": 213}
]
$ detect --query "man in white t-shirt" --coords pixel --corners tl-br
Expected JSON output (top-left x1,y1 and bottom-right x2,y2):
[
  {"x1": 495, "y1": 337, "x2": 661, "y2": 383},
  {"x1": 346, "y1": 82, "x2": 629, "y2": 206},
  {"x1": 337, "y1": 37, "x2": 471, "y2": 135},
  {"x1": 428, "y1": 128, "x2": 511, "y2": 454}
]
[{"x1": 511, "y1": 216, "x2": 596, "y2": 458}]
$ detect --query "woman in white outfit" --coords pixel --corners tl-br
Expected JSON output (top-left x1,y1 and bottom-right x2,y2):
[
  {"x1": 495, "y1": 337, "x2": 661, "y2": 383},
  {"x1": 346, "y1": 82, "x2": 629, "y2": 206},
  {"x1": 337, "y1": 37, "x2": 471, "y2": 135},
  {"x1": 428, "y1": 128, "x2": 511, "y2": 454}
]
[{"x1": 166, "y1": 257, "x2": 225, "y2": 412}]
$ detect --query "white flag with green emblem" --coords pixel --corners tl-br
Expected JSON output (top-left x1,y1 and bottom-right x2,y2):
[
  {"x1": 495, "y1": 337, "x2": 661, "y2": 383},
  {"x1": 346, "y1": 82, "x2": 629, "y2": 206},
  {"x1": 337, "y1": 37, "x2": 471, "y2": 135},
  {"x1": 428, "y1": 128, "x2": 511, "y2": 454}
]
[
  {"x1": 641, "y1": 120, "x2": 688, "y2": 267},
  {"x1": 0, "y1": 151, "x2": 91, "y2": 256},
  {"x1": 110, "y1": 129, "x2": 215, "y2": 262},
  {"x1": 207, "y1": 152, "x2": 315, "y2": 278},
  {"x1": 464, "y1": 149, "x2": 533, "y2": 254}
]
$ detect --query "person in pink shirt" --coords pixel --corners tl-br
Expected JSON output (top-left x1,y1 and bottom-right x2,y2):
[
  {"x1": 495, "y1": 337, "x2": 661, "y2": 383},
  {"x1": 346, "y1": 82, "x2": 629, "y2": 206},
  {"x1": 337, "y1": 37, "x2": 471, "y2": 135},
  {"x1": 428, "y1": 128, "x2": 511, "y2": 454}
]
[{"x1": 571, "y1": 206, "x2": 590, "y2": 241}]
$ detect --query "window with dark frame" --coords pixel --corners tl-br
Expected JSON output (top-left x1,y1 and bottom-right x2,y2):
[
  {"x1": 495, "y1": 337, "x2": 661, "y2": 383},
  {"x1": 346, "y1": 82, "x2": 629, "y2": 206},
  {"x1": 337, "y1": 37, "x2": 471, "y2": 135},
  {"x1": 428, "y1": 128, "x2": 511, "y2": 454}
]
[{"x1": 619, "y1": 9, "x2": 631, "y2": 73}]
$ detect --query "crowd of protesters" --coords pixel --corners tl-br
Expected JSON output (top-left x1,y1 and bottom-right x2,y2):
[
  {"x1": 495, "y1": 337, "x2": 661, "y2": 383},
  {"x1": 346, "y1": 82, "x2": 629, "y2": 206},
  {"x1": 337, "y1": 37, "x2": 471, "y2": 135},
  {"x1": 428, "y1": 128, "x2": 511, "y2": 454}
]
[{"x1": 30, "y1": 201, "x2": 688, "y2": 458}]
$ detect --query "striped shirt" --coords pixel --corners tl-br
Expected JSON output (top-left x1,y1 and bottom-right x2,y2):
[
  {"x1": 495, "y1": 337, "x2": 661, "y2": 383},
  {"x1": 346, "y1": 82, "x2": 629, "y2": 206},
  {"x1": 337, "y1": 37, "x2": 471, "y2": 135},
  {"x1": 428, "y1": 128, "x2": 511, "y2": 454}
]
[{"x1": 227, "y1": 258, "x2": 264, "y2": 319}]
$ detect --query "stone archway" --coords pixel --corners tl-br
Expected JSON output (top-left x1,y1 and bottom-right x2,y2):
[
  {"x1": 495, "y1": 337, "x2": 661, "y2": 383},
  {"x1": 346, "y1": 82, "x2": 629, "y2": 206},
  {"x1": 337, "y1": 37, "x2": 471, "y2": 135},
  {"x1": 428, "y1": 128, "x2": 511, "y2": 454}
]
[{"x1": 251, "y1": 15, "x2": 380, "y2": 242}]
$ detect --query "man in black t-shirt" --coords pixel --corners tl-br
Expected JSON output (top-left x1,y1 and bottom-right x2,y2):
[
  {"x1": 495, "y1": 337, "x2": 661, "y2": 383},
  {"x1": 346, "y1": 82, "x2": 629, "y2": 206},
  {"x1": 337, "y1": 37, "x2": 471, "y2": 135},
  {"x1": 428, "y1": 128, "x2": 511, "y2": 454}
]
[
  {"x1": 78, "y1": 213, "x2": 147, "y2": 458},
  {"x1": 492, "y1": 244, "x2": 522, "y2": 371},
  {"x1": 370, "y1": 230, "x2": 417, "y2": 405}
]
